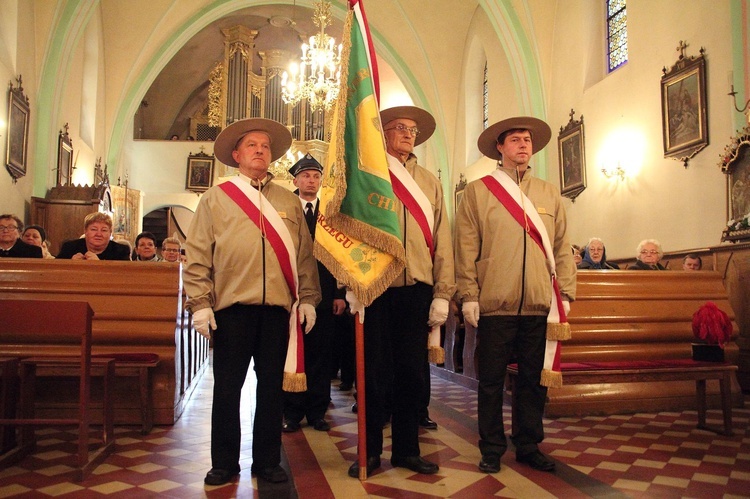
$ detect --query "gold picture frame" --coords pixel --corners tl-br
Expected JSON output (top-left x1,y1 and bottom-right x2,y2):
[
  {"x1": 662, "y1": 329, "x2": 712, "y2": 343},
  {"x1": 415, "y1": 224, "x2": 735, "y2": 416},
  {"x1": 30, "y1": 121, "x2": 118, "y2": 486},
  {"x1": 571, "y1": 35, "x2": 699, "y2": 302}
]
[
  {"x1": 5, "y1": 77, "x2": 30, "y2": 182},
  {"x1": 57, "y1": 123, "x2": 74, "y2": 186},
  {"x1": 454, "y1": 173, "x2": 466, "y2": 214},
  {"x1": 557, "y1": 110, "x2": 586, "y2": 202},
  {"x1": 661, "y1": 43, "x2": 708, "y2": 167},
  {"x1": 719, "y1": 125, "x2": 750, "y2": 243},
  {"x1": 186, "y1": 152, "x2": 215, "y2": 192}
]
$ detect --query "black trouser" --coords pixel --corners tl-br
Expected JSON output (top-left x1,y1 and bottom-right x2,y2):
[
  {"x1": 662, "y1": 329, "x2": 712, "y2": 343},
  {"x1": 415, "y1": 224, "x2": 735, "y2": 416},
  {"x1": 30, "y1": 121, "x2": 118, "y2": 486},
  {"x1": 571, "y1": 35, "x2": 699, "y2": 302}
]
[
  {"x1": 211, "y1": 304, "x2": 288, "y2": 471},
  {"x1": 284, "y1": 303, "x2": 334, "y2": 424},
  {"x1": 418, "y1": 355, "x2": 431, "y2": 420},
  {"x1": 477, "y1": 315, "x2": 547, "y2": 459},
  {"x1": 331, "y1": 313, "x2": 355, "y2": 385},
  {"x1": 361, "y1": 283, "x2": 431, "y2": 458}
]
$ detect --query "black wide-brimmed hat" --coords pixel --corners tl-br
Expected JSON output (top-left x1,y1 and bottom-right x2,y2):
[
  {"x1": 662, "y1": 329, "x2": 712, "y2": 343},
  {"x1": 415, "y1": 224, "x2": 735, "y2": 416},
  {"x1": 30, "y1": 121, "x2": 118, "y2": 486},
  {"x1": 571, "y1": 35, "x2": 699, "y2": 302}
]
[
  {"x1": 289, "y1": 154, "x2": 323, "y2": 176},
  {"x1": 380, "y1": 106, "x2": 436, "y2": 146},
  {"x1": 214, "y1": 118, "x2": 292, "y2": 167},
  {"x1": 477, "y1": 116, "x2": 551, "y2": 160}
]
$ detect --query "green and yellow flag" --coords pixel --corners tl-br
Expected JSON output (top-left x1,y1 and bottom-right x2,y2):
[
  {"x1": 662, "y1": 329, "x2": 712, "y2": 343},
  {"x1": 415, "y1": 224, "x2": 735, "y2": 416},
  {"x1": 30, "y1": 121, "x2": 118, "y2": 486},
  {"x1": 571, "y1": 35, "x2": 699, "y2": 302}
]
[{"x1": 314, "y1": 0, "x2": 405, "y2": 306}]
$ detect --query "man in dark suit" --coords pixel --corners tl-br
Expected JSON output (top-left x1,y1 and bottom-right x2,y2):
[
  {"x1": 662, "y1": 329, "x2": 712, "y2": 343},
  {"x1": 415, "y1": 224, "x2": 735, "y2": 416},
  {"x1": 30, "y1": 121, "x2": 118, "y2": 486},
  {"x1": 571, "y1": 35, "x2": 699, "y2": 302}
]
[
  {"x1": 0, "y1": 214, "x2": 42, "y2": 258},
  {"x1": 282, "y1": 154, "x2": 346, "y2": 433}
]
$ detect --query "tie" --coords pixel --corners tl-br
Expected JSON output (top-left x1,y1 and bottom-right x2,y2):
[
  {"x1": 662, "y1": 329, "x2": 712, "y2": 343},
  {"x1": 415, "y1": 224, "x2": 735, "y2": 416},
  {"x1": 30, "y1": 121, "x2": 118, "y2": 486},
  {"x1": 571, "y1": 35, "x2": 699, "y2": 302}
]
[{"x1": 305, "y1": 202, "x2": 316, "y2": 237}]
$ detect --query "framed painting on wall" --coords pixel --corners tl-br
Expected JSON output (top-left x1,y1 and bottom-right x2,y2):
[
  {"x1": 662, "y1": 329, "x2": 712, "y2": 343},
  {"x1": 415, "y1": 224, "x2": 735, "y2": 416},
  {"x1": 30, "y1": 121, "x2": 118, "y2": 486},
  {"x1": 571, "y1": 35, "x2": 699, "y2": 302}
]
[
  {"x1": 5, "y1": 77, "x2": 30, "y2": 182},
  {"x1": 661, "y1": 43, "x2": 708, "y2": 167},
  {"x1": 557, "y1": 110, "x2": 586, "y2": 202},
  {"x1": 454, "y1": 174, "x2": 466, "y2": 214},
  {"x1": 719, "y1": 125, "x2": 750, "y2": 242},
  {"x1": 186, "y1": 152, "x2": 215, "y2": 193},
  {"x1": 57, "y1": 124, "x2": 73, "y2": 186}
]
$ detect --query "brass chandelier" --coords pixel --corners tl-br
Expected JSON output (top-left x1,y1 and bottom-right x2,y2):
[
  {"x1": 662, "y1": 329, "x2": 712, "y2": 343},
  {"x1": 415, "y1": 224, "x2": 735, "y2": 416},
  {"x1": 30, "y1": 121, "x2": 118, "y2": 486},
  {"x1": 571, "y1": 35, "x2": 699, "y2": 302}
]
[{"x1": 281, "y1": 0, "x2": 342, "y2": 111}]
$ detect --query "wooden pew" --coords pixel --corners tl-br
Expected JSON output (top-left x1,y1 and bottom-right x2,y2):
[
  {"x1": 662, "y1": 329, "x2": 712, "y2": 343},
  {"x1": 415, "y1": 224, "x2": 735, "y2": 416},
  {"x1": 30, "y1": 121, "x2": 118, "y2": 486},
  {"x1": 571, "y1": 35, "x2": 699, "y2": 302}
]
[
  {"x1": 0, "y1": 259, "x2": 209, "y2": 427},
  {"x1": 0, "y1": 299, "x2": 115, "y2": 481},
  {"x1": 438, "y1": 270, "x2": 744, "y2": 417}
]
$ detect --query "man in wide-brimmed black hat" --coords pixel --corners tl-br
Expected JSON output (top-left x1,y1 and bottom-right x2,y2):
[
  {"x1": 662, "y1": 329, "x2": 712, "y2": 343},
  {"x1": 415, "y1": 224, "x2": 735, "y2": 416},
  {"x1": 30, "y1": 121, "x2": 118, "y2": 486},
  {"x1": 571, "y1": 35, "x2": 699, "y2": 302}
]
[
  {"x1": 183, "y1": 118, "x2": 321, "y2": 486},
  {"x1": 455, "y1": 116, "x2": 576, "y2": 474}
]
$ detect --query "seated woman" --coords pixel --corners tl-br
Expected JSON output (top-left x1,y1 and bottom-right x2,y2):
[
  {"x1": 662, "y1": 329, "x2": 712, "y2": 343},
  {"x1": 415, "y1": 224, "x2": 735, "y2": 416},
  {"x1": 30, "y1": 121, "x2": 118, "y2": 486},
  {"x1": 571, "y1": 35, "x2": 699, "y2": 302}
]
[
  {"x1": 57, "y1": 212, "x2": 131, "y2": 260},
  {"x1": 627, "y1": 239, "x2": 667, "y2": 270},
  {"x1": 577, "y1": 237, "x2": 619, "y2": 269},
  {"x1": 21, "y1": 225, "x2": 55, "y2": 259}
]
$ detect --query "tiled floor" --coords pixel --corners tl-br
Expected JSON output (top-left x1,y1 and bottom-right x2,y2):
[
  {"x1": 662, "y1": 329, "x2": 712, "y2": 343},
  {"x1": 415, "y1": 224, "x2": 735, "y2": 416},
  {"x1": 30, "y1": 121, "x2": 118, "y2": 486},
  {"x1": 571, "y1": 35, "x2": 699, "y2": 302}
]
[{"x1": 1, "y1": 357, "x2": 748, "y2": 498}]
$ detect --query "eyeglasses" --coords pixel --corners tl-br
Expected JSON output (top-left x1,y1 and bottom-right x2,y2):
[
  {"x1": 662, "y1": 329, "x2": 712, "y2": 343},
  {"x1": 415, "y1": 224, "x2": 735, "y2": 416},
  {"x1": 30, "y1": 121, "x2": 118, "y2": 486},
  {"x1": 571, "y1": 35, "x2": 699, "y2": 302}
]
[
  {"x1": 163, "y1": 248, "x2": 180, "y2": 253},
  {"x1": 640, "y1": 250, "x2": 659, "y2": 255},
  {"x1": 0, "y1": 225, "x2": 19, "y2": 232},
  {"x1": 384, "y1": 124, "x2": 420, "y2": 137}
]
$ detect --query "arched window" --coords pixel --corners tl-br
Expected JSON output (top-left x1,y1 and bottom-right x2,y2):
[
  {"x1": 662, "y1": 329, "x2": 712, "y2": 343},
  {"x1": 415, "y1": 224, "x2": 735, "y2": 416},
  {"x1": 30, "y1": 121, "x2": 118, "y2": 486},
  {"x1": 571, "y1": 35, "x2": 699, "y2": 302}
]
[{"x1": 607, "y1": 0, "x2": 628, "y2": 72}]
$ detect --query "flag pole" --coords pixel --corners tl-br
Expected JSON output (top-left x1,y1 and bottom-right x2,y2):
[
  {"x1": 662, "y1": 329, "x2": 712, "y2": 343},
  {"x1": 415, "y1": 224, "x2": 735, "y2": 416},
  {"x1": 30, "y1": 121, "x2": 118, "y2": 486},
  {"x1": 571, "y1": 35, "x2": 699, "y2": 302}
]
[{"x1": 354, "y1": 314, "x2": 367, "y2": 480}]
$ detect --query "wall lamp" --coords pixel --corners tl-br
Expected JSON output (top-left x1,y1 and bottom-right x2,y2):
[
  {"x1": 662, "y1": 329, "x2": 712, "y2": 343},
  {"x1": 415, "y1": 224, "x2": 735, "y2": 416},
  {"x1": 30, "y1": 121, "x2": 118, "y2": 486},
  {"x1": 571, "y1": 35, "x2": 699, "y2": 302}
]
[{"x1": 601, "y1": 163, "x2": 626, "y2": 181}]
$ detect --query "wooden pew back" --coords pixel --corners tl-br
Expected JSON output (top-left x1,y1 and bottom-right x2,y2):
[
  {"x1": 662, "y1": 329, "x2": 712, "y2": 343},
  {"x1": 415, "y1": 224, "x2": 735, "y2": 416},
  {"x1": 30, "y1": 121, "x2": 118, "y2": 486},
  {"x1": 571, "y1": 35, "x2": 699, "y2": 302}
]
[
  {"x1": 440, "y1": 270, "x2": 742, "y2": 416},
  {"x1": 0, "y1": 259, "x2": 208, "y2": 425}
]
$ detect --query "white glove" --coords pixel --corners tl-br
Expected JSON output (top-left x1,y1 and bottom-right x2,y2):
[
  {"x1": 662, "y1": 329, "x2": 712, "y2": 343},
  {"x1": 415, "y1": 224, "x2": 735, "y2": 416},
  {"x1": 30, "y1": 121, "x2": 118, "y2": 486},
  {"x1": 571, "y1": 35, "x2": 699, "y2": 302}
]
[
  {"x1": 427, "y1": 298, "x2": 450, "y2": 327},
  {"x1": 462, "y1": 301, "x2": 480, "y2": 328},
  {"x1": 298, "y1": 303, "x2": 317, "y2": 333},
  {"x1": 562, "y1": 300, "x2": 570, "y2": 316},
  {"x1": 193, "y1": 308, "x2": 216, "y2": 340},
  {"x1": 345, "y1": 288, "x2": 365, "y2": 324}
]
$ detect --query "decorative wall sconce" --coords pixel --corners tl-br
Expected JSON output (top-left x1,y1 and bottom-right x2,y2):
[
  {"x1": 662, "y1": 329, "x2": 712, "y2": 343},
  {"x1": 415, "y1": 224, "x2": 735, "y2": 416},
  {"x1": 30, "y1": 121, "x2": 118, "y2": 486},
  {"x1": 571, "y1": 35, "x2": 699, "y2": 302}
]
[
  {"x1": 601, "y1": 163, "x2": 626, "y2": 181},
  {"x1": 728, "y1": 85, "x2": 750, "y2": 124}
]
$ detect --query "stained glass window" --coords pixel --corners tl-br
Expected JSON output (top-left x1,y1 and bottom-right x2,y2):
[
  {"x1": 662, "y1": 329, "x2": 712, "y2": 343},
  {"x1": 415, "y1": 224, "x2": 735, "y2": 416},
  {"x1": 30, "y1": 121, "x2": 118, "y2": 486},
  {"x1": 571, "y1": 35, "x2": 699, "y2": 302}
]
[
  {"x1": 607, "y1": 0, "x2": 628, "y2": 72},
  {"x1": 482, "y1": 61, "x2": 489, "y2": 130}
]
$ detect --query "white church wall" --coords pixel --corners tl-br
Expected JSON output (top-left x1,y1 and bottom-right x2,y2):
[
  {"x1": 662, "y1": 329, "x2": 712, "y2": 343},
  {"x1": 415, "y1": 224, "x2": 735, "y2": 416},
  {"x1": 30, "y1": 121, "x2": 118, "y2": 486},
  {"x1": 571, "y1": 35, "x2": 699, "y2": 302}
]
[{"x1": 547, "y1": 0, "x2": 735, "y2": 260}]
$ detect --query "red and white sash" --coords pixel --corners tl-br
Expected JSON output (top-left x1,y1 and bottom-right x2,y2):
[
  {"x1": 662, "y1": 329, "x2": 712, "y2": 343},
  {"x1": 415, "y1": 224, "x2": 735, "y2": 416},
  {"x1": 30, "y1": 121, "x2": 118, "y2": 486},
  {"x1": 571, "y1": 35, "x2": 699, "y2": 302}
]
[
  {"x1": 219, "y1": 176, "x2": 306, "y2": 392},
  {"x1": 481, "y1": 170, "x2": 571, "y2": 388},
  {"x1": 387, "y1": 154, "x2": 435, "y2": 258}
]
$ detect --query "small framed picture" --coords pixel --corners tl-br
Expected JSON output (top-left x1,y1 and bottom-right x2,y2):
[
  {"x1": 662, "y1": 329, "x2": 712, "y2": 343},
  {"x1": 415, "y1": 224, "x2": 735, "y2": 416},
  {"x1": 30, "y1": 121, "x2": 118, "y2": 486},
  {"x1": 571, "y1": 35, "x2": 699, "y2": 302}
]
[
  {"x1": 57, "y1": 124, "x2": 73, "y2": 186},
  {"x1": 557, "y1": 110, "x2": 586, "y2": 201},
  {"x1": 186, "y1": 152, "x2": 215, "y2": 192},
  {"x1": 5, "y1": 78, "x2": 30, "y2": 182},
  {"x1": 661, "y1": 46, "x2": 708, "y2": 165},
  {"x1": 454, "y1": 173, "x2": 466, "y2": 214}
]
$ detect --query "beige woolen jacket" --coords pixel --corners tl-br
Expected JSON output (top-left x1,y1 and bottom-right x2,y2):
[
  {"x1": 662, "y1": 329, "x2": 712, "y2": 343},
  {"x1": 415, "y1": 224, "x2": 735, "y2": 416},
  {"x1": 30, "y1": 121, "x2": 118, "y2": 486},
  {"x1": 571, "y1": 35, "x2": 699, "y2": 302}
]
[
  {"x1": 183, "y1": 173, "x2": 321, "y2": 314},
  {"x1": 389, "y1": 154, "x2": 456, "y2": 301},
  {"x1": 454, "y1": 166, "x2": 576, "y2": 316}
]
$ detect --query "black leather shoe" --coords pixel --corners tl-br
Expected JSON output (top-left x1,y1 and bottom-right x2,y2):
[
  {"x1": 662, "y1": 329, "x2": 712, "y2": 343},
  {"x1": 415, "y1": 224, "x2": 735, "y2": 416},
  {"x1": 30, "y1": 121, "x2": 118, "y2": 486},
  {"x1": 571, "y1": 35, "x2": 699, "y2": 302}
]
[
  {"x1": 282, "y1": 419, "x2": 301, "y2": 433},
  {"x1": 204, "y1": 468, "x2": 239, "y2": 485},
  {"x1": 391, "y1": 455, "x2": 439, "y2": 474},
  {"x1": 478, "y1": 456, "x2": 501, "y2": 473},
  {"x1": 516, "y1": 451, "x2": 555, "y2": 472},
  {"x1": 252, "y1": 465, "x2": 289, "y2": 483},
  {"x1": 348, "y1": 456, "x2": 381, "y2": 478},
  {"x1": 419, "y1": 416, "x2": 438, "y2": 429},
  {"x1": 312, "y1": 418, "x2": 331, "y2": 431},
  {"x1": 339, "y1": 382, "x2": 353, "y2": 391}
]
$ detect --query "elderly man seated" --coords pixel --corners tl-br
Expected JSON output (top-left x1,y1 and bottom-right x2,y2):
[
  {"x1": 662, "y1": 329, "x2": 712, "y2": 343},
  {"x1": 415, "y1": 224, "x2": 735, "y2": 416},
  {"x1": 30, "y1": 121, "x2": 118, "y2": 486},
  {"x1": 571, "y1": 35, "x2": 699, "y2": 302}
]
[
  {"x1": 627, "y1": 239, "x2": 667, "y2": 270},
  {"x1": 0, "y1": 214, "x2": 42, "y2": 258},
  {"x1": 682, "y1": 253, "x2": 702, "y2": 270},
  {"x1": 161, "y1": 237, "x2": 182, "y2": 262}
]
